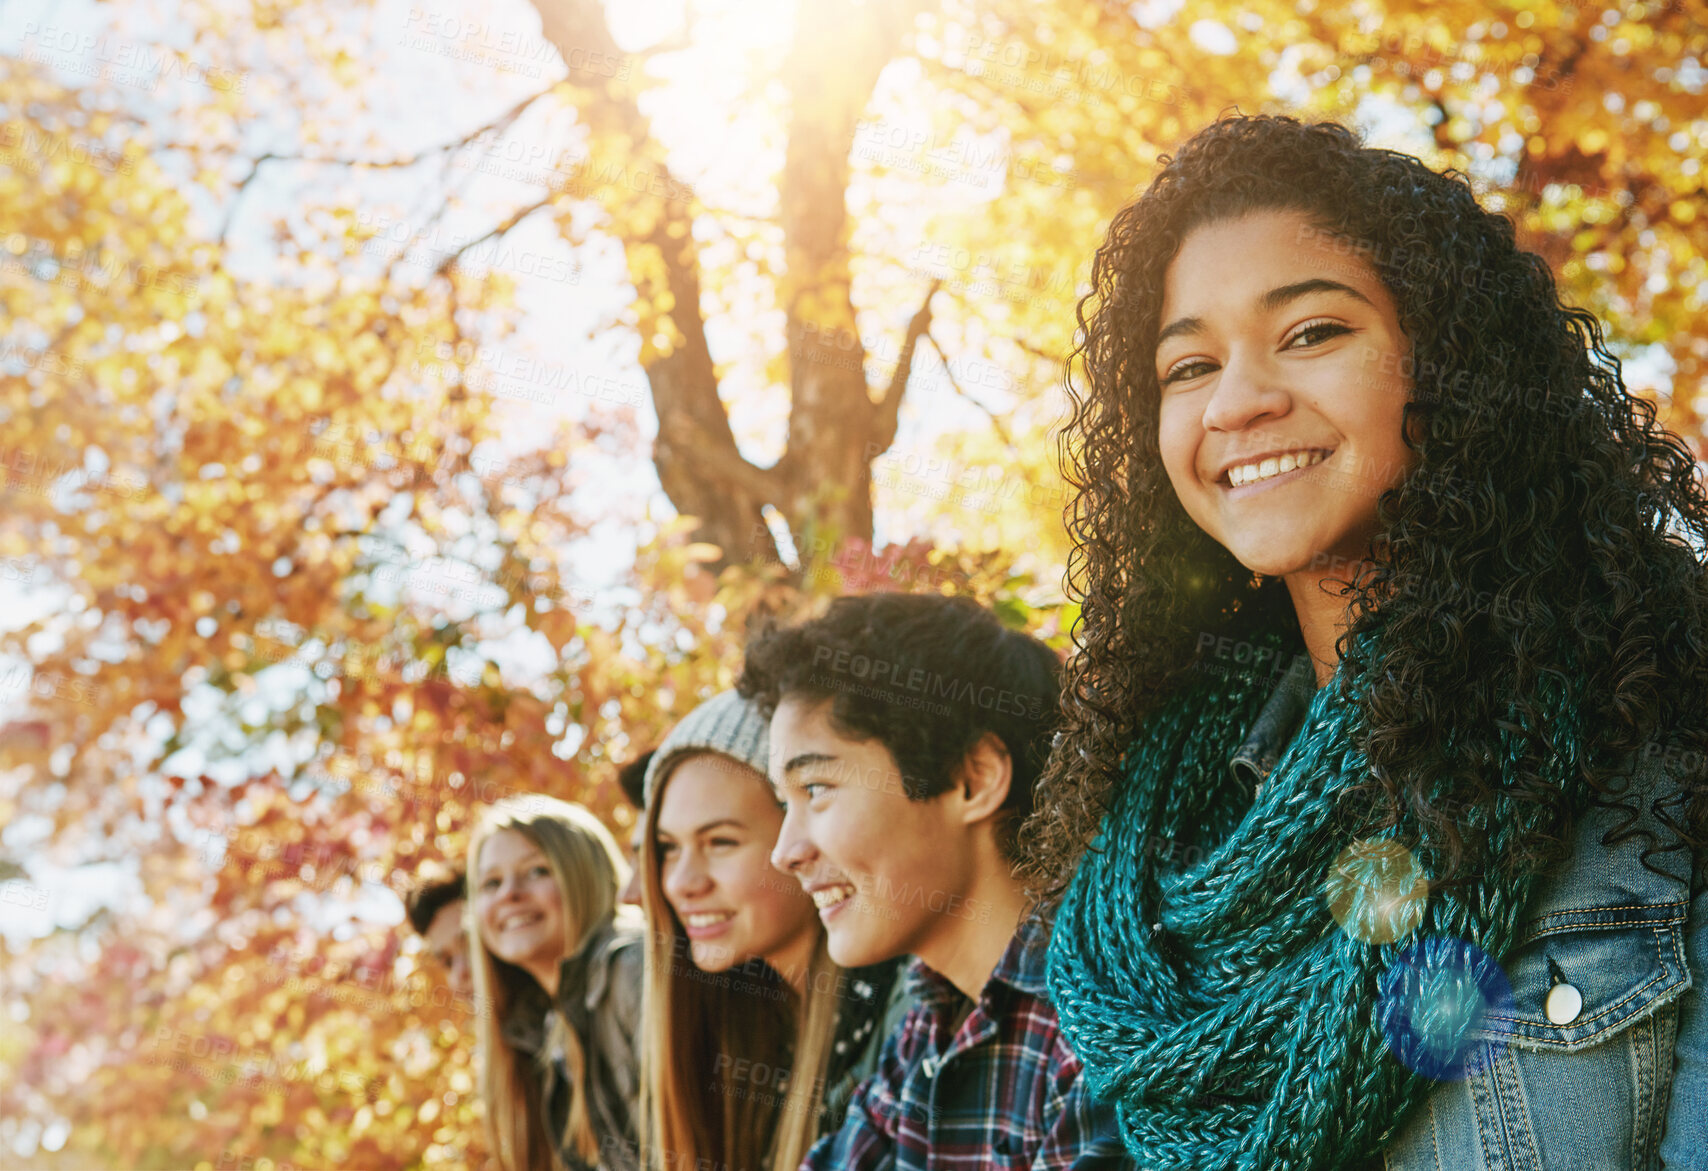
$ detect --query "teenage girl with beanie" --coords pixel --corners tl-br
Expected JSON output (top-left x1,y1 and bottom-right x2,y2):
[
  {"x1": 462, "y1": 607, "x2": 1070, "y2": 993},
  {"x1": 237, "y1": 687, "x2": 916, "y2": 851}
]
[{"x1": 637, "y1": 690, "x2": 907, "y2": 1171}]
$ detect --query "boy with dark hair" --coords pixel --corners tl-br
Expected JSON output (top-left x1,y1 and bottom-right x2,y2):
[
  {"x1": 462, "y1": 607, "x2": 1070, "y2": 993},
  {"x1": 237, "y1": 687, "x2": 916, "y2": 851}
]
[
  {"x1": 616, "y1": 748, "x2": 653, "y2": 811},
  {"x1": 404, "y1": 862, "x2": 472, "y2": 1000},
  {"x1": 615, "y1": 749, "x2": 654, "y2": 907},
  {"x1": 738, "y1": 593, "x2": 1128, "y2": 1170}
]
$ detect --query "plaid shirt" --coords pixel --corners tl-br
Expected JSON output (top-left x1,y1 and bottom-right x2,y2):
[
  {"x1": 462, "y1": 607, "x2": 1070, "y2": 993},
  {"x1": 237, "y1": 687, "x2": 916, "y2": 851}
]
[{"x1": 801, "y1": 910, "x2": 1130, "y2": 1171}]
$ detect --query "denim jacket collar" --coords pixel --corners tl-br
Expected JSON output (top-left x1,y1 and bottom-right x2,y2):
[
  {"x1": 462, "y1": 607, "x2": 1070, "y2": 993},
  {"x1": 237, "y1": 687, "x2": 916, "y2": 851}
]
[
  {"x1": 1227, "y1": 652, "x2": 1319, "y2": 791},
  {"x1": 496, "y1": 913, "x2": 644, "y2": 1062},
  {"x1": 555, "y1": 914, "x2": 623, "y2": 1034}
]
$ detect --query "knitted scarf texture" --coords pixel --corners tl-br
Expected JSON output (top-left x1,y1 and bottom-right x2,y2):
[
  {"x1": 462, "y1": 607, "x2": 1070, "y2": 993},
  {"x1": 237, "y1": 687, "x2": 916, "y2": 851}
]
[{"x1": 1046, "y1": 645, "x2": 1586, "y2": 1170}]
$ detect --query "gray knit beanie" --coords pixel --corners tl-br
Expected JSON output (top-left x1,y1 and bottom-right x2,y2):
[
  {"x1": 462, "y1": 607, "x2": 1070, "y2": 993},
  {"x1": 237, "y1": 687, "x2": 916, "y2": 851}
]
[{"x1": 641, "y1": 689, "x2": 772, "y2": 807}]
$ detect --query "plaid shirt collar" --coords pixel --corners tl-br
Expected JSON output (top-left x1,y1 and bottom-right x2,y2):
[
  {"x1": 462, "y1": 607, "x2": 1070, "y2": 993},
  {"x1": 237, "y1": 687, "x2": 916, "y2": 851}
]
[
  {"x1": 902, "y1": 904, "x2": 1053, "y2": 1012},
  {"x1": 803, "y1": 901, "x2": 1131, "y2": 1170}
]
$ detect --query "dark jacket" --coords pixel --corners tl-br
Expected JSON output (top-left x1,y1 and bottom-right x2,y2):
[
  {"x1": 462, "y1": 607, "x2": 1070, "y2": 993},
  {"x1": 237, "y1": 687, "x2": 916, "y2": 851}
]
[
  {"x1": 818, "y1": 957, "x2": 914, "y2": 1138},
  {"x1": 501, "y1": 912, "x2": 645, "y2": 1171}
]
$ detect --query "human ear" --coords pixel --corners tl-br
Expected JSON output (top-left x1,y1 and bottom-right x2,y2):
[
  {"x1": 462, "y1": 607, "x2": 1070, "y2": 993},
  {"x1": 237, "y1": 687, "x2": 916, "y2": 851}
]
[{"x1": 954, "y1": 732, "x2": 1013, "y2": 826}]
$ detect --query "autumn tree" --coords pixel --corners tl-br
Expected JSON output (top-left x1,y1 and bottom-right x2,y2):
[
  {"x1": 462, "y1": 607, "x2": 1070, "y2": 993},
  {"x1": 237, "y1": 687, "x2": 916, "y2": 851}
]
[{"x1": 2, "y1": 1, "x2": 1704, "y2": 1168}]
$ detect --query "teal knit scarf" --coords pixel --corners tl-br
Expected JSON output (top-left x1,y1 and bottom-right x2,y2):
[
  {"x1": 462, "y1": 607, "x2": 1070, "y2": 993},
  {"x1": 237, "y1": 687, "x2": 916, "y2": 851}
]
[{"x1": 1046, "y1": 644, "x2": 1586, "y2": 1170}]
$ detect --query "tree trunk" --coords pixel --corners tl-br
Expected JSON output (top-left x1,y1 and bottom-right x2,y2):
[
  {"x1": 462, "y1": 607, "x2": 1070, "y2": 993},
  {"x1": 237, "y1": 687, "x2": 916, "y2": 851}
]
[{"x1": 531, "y1": 0, "x2": 933, "y2": 568}]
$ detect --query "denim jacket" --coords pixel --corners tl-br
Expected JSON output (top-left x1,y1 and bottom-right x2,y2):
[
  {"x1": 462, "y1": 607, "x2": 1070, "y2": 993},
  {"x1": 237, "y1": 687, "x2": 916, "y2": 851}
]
[{"x1": 1232, "y1": 657, "x2": 1707, "y2": 1170}]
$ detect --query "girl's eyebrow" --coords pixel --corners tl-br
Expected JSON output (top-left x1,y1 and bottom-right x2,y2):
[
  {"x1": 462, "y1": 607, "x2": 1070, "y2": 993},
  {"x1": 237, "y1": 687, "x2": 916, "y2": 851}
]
[
  {"x1": 1156, "y1": 278, "x2": 1375, "y2": 348},
  {"x1": 1257, "y1": 277, "x2": 1373, "y2": 313},
  {"x1": 1155, "y1": 314, "x2": 1205, "y2": 348},
  {"x1": 476, "y1": 847, "x2": 546, "y2": 877},
  {"x1": 655, "y1": 817, "x2": 745, "y2": 842}
]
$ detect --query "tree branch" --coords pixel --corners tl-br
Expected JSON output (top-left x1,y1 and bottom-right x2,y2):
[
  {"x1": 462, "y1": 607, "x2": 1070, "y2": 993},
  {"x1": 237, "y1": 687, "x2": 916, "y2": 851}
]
[
  {"x1": 655, "y1": 412, "x2": 784, "y2": 504},
  {"x1": 432, "y1": 195, "x2": 557, "y2": 277},
  {"x1": 531, "y1": 0, "x2": 778, "y2": 564},
  {"x1": 777, "y1": 1, "x2": 930, "y2": 449},
  {"x1": 210, "y1": 84, "x2": 562, "y2": 243},
  {"x1": 1012, "y1": 337, "x2": 1061, "y2": 366},
  {"x1": 924, "y1": 333, "x2": 1020, "y2": 457},
  {"x1": 871, "y1": 280, "x2": 941, "y2": 453}
]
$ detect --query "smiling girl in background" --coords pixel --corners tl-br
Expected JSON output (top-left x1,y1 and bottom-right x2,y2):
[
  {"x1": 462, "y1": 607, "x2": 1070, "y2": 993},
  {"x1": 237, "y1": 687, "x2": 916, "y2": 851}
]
[
  {"x1": 1027, "y1": 115, "x2": 1707, "y2": 1170},
  {"x1": 468, "y1": 796, "x2": 644, "y2": 1171},
  {"x1": 638, "y1": 690, "x2": 905, "y2": 1171}
]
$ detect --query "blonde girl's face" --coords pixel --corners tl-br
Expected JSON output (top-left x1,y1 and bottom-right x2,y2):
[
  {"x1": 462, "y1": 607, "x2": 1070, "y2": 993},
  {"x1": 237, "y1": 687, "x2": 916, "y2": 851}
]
[
  {"x1": 474, "y1": 829, "x2": 569, "y2": 982},
  {"x1": 654, "y1": 753, "x2": 819, "y2": 981}
]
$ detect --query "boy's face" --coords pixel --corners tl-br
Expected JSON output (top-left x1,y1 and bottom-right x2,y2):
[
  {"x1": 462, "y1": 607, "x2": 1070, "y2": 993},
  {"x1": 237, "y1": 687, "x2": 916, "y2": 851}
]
[
  {"x1": 619, "y1": 819, "x2": 645, "y2": 907},
  {"x1": 425, "y1": 898, "x2": 473, "y2": 998},
  {"x1": 768, "y1": 695, "x2": 974, "y2": 970}
]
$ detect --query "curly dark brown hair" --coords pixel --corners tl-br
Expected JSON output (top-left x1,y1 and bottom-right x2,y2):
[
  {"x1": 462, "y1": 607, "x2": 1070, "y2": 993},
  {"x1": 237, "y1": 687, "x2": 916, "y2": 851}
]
[
  {"x1": 1019, "y1": 113, "x2": 1708, "y2": 898},
  {"x1": 738, "y1": 592, "x2": 1062, "y2": 861},
  {"x1": 404, "y1": 861, "x2": 466, "y2": 936},
  {"x1": 616, "y1": 748, "x2": 654, "y2": 810}
]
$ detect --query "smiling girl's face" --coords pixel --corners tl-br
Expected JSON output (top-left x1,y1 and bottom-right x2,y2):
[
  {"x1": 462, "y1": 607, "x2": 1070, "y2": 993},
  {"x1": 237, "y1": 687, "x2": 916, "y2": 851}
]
[
  {"x1": 654, "y1": 753, "x2": 819, "y2": 982},
  {"x1": 1154, "y1": 209, "x2": 1415, "y2": 578},
  {"x1": 474, "y1": 829, "x2": 569, "y2": 986}
]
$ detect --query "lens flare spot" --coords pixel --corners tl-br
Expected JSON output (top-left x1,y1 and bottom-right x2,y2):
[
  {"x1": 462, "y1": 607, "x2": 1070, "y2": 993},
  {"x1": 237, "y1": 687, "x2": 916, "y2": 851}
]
[
  {"x1": 1378, "y1": 936, "x2": 1515, "y2": 1081},
  {"x1": 1325, "y1": 838, "x2": 1429, "y2": 944}
]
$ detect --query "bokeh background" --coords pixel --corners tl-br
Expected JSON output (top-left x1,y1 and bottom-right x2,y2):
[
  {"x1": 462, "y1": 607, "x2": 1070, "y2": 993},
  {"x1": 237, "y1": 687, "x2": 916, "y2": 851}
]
[{"x1": 2, "y1": 0, "x2": 1704, "y2": 1166}]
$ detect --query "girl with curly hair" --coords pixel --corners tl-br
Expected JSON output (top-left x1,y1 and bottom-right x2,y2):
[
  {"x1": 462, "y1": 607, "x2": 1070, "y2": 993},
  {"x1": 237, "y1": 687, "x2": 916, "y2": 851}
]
[{"x1": 1024, "y1": 114, "x2": 1707, "y2": 1170}]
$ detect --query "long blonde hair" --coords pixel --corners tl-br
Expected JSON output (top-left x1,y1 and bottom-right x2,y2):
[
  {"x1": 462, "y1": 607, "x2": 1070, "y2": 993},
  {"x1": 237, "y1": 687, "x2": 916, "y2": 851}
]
[
  {"x1": 638, "y1": 756, "x2": 843, "y2": 1171},
  {"x1": 467, "y1": 796, "x2": 630, "y2": 1171}
]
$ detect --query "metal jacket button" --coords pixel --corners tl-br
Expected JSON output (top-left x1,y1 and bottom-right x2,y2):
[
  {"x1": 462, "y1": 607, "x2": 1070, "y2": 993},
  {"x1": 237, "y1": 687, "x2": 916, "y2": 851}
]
[
  {"x1": 1545, "y1": 981, "x2": 1583, "y2": 1025},
  {"x1": 1543, "y1": 956, "x2": 1582, "y2": 1025}
]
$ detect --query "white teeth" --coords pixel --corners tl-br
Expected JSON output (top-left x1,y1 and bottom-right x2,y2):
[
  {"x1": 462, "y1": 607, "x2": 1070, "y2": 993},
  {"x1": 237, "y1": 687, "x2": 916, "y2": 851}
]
[
  {"x1": 1229, "y1": 450, "x2": 1326, "y2": 487},
  {"x1": 499, "y1": 913, "x2": 541, "y2": 931},
  {"x1": 685, "y1": 911, "x2": 734, "y2": 928},
  {"x1": 811, "y1": 885, "x2": 855, "y2": 910}
]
